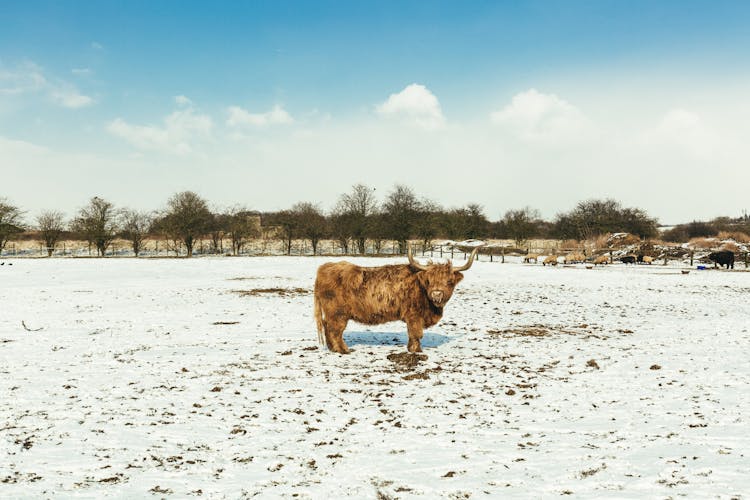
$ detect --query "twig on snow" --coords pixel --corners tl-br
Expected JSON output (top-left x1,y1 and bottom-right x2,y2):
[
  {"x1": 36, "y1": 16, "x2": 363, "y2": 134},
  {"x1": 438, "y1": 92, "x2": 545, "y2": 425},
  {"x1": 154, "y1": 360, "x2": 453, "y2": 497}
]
[{"x1": 21, "y1": 321, "x2": 44, "y2": 332}]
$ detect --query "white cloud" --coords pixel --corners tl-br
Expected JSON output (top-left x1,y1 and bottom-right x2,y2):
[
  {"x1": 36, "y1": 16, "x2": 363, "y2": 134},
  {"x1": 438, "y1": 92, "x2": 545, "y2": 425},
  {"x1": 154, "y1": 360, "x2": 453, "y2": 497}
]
[
  {"x1": 175, "y1": 95, "x2": 192, "y2": 107},
  {"x1": 376, "y1": 83, "x2": 445, "y2": 130},
  {"x1": 107, "y1": 108, "x2": 213, "y2": 155},
  {"x1": 226, "y1": 104, "x2": 294, "y2": 127},
  {"x1": 0, "y1": 62, "x2": 46, "y2": 95},
  {"x1": 645, "y1": 108, "x2": 718, "y2": 157},
  {"x1": 0, "y1": 61, "x2": 93, "y2": 108},
  {"x1": 71, "y1": 68, "x2": 92, "y2": 76},
  {"x1": 490, "y1": 88, "x2": 589, "y2": 142},
  {"x1": 91, "y1": 41, "x2": 104, "y2": 50},
  {"x1": 51, "y1": 86, "x2": 94, "y2": 108}
]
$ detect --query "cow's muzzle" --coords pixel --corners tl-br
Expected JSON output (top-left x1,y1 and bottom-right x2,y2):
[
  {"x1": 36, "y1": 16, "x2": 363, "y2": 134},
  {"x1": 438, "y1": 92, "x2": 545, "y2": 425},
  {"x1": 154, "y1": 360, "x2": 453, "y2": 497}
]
[{"x1": 430, "y1": 290, "x2": 445, "y2": 305}]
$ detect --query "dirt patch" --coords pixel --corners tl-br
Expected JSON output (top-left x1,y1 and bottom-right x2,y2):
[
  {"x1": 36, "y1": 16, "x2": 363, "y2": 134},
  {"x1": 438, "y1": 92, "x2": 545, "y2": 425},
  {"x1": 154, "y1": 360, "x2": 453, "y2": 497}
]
[
  {"x1": 387, "y1": 352, "x2": 428, "y2": 370},
  {"x1": 212, "y1": 321, "x2": 239, "y2": 325},
  {"x1": 232, "y1": 288, "x2": 310, "y2": 297},
  {"x1": 489, "y1": 326, "x2": 551, "y2": 337},
  {"x1": 487, "y1": 324, "x2": 615, "y2": 339}
]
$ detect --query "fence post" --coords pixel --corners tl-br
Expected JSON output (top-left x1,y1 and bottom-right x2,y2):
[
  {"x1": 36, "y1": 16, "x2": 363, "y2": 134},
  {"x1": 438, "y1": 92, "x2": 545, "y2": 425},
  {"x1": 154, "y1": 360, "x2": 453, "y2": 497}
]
[{"x1": 690, "y1": 251, "x2": 694, "y2": 267}]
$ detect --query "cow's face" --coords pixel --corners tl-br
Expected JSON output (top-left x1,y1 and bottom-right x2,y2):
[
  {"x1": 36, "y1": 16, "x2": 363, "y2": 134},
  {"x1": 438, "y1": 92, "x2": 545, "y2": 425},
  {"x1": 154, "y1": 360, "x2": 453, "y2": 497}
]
[{"x1": 416, "y1": 264, "x2": 464, "y2": 307}]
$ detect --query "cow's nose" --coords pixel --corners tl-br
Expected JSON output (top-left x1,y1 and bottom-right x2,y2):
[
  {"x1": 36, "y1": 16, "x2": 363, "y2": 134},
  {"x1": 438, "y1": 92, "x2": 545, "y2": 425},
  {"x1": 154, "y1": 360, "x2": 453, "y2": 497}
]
[{"x1": 431, "y1": 290, "x2": 444, "y2": 303}]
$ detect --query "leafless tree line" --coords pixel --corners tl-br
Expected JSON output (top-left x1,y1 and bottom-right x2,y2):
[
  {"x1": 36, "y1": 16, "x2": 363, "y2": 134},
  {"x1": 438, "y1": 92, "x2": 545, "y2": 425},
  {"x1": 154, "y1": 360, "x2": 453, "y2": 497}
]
[{"x1": 8, "y1": 185, "x2": 742, "y2": 258}]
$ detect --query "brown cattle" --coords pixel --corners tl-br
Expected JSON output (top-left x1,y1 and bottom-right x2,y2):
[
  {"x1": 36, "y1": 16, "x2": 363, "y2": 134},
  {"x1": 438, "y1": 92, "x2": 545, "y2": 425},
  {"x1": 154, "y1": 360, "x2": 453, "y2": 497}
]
[
  {"x1": 314, "y1": 245, "x2": 482, "y2": 354},
  {"x1": 523, "y1": 253, "x2": 539, "y2": 263}
]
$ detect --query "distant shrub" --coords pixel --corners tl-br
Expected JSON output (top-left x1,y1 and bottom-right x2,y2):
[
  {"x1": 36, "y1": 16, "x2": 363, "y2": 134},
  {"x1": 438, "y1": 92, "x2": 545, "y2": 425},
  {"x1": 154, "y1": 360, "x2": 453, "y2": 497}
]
[
  {"x1": 720, "y1": 241, "x2": 740, "y2": 252},
  {"x1": 688, "y1": 237, "x2": 717, "y2": 249},
  {"x1": 717, "y1": 231, "x2": 750, "y2": 243}
]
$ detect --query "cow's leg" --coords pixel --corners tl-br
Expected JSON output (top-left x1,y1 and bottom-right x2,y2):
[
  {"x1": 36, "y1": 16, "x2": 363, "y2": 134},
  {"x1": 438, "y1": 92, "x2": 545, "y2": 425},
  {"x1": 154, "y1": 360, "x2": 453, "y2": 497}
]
[
  {"x1": 406, "y1": 320, "x2": 424, "y2": 353},
  {"x1": 326, "y1": 317, "x2": 350, "y2": 354}
]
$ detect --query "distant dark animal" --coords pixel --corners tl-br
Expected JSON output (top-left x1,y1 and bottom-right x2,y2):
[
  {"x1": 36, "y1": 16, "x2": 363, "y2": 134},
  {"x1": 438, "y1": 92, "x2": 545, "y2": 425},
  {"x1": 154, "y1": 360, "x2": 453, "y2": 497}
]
[
  {"x1": 314, "y1": 245, "x2": 482, "y2": 354},
  {"x1": 708, "y1": 251, "x2": 735, "y2": 269},
  {"x1": 620, "y1": 255, "x2": 637, "y2": 265}
]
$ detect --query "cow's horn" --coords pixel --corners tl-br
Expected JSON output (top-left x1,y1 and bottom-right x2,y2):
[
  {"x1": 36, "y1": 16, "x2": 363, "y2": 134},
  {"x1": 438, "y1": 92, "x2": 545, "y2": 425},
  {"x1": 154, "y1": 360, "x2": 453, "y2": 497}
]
[
  {"x1": 452, "y1": 245, "x2": 484, "y2": 272},
  {"x1": 407, "y1": 245, "x2": 430, "y2": 271}
]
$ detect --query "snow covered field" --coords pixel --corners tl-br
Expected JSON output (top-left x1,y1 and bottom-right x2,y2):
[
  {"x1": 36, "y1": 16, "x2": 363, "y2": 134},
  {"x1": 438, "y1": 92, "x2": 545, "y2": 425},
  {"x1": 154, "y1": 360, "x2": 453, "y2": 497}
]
[{"x1": 1, "y1": 256, "x2": 749, "y2": 498}]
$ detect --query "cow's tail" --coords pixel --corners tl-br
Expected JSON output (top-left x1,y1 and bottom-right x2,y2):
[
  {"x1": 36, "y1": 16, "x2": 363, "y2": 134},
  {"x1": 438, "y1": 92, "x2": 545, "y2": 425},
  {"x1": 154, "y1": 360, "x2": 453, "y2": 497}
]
[{"x1": 314, "y1": 291, "x2": 325, "y2": 346}]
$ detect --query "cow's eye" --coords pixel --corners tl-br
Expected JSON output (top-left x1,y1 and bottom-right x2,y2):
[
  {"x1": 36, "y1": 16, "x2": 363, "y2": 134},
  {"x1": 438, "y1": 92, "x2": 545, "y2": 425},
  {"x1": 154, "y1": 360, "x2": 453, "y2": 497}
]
[
  {"x1": 424, "y1": 279, "x2": 430, "y2": 286},
  {"x1": 447, "y1": 280, "x2": 454, "y2": 286}
]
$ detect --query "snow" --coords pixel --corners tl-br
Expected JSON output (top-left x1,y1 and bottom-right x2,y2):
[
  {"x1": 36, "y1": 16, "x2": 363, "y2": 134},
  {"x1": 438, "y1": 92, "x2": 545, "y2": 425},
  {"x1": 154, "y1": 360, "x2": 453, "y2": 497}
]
[{"x1": 1, "y1": 257, "x2": 749, "y2": 498}]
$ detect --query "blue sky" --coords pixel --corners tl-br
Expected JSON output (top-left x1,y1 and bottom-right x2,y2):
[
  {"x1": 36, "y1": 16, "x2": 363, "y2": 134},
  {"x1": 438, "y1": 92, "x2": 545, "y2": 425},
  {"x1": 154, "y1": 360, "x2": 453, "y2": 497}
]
[{"x1": 2, "y1": 1, "x2": 750, "y2": 222}]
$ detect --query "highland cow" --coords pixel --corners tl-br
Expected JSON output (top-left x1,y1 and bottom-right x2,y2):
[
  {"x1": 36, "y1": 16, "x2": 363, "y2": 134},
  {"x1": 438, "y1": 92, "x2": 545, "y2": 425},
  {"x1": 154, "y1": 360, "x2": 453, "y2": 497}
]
[{"x1": 314, "y1": 245, "x2": 482, "y2": 354}]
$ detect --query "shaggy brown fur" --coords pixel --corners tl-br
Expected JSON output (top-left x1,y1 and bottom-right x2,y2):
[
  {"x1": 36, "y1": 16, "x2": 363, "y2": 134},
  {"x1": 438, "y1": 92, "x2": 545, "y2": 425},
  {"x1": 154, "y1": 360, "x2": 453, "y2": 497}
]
[{"x1": 314, "y1": 261, "x2": 468, "y2": 354}]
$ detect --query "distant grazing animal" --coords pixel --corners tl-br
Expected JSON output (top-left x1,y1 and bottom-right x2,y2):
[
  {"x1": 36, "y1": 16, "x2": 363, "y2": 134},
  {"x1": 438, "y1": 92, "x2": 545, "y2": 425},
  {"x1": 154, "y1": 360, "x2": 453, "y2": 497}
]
[
  {"x1": 593, "y1": 255, "x2": 609, "y2": 265},
  {"x1": 638, "y1": 255, "x2": 653, "y2": 264},
  {"x1": 620, "y1": 255, "x2": 637, "y2": 265},
  {"x1": 543, "y1": 255, "x2": 559, "y2": 266},
  {"x1": 708, "y1": 251, "x2": 735, "y2": 269},
  {"x1": 314, "y1": 245, "x2": 483, "y2": 354},
  {"x1": 564, "y1": 253, "x2": 586, "y2": 264},
  {"x1": 523, "y1": 253, "x2": 539, "y2": 263}
]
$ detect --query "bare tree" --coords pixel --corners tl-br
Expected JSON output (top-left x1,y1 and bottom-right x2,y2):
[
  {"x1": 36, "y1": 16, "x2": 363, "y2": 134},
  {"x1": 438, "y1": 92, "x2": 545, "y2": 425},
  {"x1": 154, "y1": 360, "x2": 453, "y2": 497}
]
[
  {"x1": 37, "y1": 210, "x2": 65, "y2": 257},
  {"x1": 266, "y1": 210, "x2": 298, "y2": 255},
  {"x1": 226, "y1": 206, "x2": 260, "y2": 255},
  {"x1": 120, "y1": 209, "x2": 152, "y2": 257},
  {"x1": 71, "y1": 197, "x2": 118, "y2": 256},
  {"x1": 502, "y1": 207, "x2": 541, "y2": 247},
  {"x1": 0, "y1": 198, "x2": 24, "y2": 254},
  {"x1": 159, "y1": 191, "x2": 212, "y2": 257},
  {"x1": 553, "y1": 199, "x2": 658, "y2": 240},
  {"x1": 382, "y1": 184, "x2": 422, "y2": 254},
  {"x1": 329, "y1": 211, "x2": 352, "y2": 254},
  {"x1": 292, "y1": 202, "x2": 327, "y2": 255},
  {"x1": 335, "y1": 184, "x2": 379, "y2": 254},
  {"x1": 208, "y1": 211, "x2": 230, "y2": 254}
]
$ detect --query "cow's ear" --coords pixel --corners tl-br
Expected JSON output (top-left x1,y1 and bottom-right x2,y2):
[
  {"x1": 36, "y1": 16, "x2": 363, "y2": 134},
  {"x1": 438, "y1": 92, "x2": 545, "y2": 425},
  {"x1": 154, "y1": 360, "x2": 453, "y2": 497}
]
[{"x1": 453, "y1": 271, "x2": 464, "y2": 283}]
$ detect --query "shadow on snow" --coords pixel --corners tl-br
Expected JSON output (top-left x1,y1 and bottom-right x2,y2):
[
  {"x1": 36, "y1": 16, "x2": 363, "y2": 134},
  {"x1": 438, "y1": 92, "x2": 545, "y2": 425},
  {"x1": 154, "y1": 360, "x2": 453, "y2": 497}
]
[{"x1": 343, "y1": 330, "x2": 453, "y2": 349}]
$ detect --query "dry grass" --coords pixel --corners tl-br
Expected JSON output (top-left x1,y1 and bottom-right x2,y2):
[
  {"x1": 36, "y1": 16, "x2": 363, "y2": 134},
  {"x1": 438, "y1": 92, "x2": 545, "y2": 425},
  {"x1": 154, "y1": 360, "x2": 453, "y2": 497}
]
[
  {"x1": 720, "y1": 241, "x2": 740, "y2": 252},
  {"x1": 688, "y1": 237, "x2": 717, "y2": 249},
  {"x1": 606, "y1": 233, "x2": 642, "y2": 247},
  {"x1": 718, "y1": 231, "x2": 750, "y2": 243}
]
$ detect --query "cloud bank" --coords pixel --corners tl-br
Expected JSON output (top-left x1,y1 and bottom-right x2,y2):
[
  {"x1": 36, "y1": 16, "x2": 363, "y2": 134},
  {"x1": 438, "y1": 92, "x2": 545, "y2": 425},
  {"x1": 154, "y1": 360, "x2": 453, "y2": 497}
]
[{"x1": 376, "y1": 84, "x2": 445, "y2": 130}]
